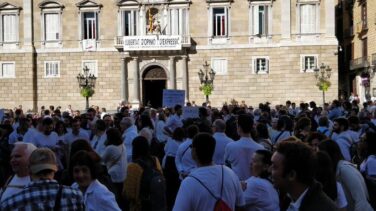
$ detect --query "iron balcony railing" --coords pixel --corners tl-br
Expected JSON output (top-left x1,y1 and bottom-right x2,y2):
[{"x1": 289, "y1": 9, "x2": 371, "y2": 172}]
[{"x1": 350, "y1": 56, "x2": 370, "y2": 70}]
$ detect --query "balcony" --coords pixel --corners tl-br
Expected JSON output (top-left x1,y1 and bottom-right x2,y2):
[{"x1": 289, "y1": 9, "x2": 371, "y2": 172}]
[
  {"x1": 372, "y1": 53, "x2": 376, "y2": 66},
  {"x1": 350, "y1": 56, "x2": 369, "y2": 70},
  {"x1": 114, "y1": 35, "x2": 191, "y2": 51}
]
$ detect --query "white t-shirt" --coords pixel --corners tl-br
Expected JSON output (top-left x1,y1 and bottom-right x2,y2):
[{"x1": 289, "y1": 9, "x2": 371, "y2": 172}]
[
  {"x1": 243, "y1": 177, "x2": 279, "y2": 211},
  {"x1": 175, "y1": 139, "x2": 197, "y2": 177},
  {"x1": 165, "y1": 114, "x2": 183, "y2": 133},
  {"x1": 0, "y1": 175, "x2": 30, "y2": 202},
  {"x1": 64, "y1": 129, "x2": 90, "y2": 144},
  {"x1": 224, "y1": 137, "x2": 264, "y2": 180},
  {"x1": 162, "y1": 138, "x2": 183, "y2": 168},
  {"x1": 173, "y1": 165, "x2": 245, "y2": 211},
  {"x1": 31, "y1": 131, "x2": 59, "y2": 148},
  {"x1": 360, "y1": 155, "x2": 376, "y2": 177},
  {"x1": 336, "y1": 182, "x2": 348, "y2": 209},
  {"x1": 212, "y1": 133, "x2": 233, "y2": 165},
  {"x1": 155, "y1": 120, "x2": 168, "y2": 143}
]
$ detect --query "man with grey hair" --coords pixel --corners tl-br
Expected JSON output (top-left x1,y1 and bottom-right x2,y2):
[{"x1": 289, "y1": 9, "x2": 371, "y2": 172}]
[
  {"x1": 212, "y1": 119, "x2": 233, "y2": 165},
  {"x1": 0, "y1": 148, "x2": 83, "y2": 210},
  {"x1": 120, "y1": 117, "x2": 138, "y2": 162},
  {"x1": 0, "y1": 143, "x2": 37, "y2": 202}
]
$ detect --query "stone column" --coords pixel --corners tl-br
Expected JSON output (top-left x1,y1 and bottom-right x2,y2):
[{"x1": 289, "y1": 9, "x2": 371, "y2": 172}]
[
  {"x1": 181, "y1": 56, "x2": 189, "y2": 102},
  {"x1": 121, "y1": 57, "x2": 128, "y2": 103},
  {"x1": 132, "y1": 57, "x2": 140, "y2": 105},
  {"x1": 169, "y1": 56, "x2": 176, "y2": 89}
]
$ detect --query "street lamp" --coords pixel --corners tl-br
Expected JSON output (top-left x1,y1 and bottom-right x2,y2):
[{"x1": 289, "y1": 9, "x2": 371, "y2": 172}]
[
  {"x1": 77, "y1": 66, "x2": 97, "y2": 110},
  {"x1": 198, "y1": 61, "x2": 216, "y2": 103},
  {"x1": 314, "y1": 63, "x2": 332, "y2": 105}
]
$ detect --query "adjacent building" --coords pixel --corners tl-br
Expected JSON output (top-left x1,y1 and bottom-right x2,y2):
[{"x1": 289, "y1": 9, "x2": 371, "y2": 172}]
[
  {"x1": 338, "y1": 0, "x2": 376, "y2": 103},
  {"x1": 0, "y1": 0, "x2": 338, "y2": 110}
]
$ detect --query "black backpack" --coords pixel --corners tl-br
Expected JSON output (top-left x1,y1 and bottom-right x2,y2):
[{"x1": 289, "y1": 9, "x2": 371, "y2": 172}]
[{"x1": 136, "y1": 157, "x2": 167, "y2": 211}]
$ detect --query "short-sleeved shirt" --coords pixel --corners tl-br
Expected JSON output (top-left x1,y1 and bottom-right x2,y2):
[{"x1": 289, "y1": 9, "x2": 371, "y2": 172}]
[
  {"x1": 243, "y1": 176, "x2": 279, "y2": 211},
  {"x1": 173, "y1": 165, "x2": 245, "y2": 211},
  {"x1": 0, "y1": 179, "x2": 83, "y2": 210}
]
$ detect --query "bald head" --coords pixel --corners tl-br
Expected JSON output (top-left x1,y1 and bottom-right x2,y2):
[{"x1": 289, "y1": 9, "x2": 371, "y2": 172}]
[
  {"x1": 11, "y1": 143, "x2": 37, "y2": 176},
  {"x1": 13, "y1": 142, "x2": 37, "y2": 159},
  {"x1": 120, "y1": 117, "x2": 134, "y2": 128},
  {"x1": 213, "y1": 119, "x2": 226, "y2": 133}
]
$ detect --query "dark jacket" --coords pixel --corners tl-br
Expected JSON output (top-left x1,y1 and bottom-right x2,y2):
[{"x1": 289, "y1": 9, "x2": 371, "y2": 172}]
[{"x1": 299, "y1": 181, "x2": 337, "y2": 211}]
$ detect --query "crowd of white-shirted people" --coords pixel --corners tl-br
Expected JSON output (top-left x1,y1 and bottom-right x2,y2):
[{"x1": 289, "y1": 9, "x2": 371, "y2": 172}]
[{"x1": 0, "y1": 98, "x2": 375, "y2": 211}]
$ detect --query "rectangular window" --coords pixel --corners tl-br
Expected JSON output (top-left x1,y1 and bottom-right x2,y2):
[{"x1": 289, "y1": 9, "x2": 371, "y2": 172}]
[
  {"x1": 2, "y1": 14, "x2": 17, "y2": 42},
  {"x1": 44, "y1": 13, "x2": 60, "y2": 41},
  {"x1": 301, "y1": 55, "x2": 318, "y2": 72},
  {"x1": 44, "y1": 61, "x2": 60, "y2": 77},
  {"x1": 213, "y1": 8, "x2": 227, "y2": 37},
  {"x1": 83, "y1": 12, "x2": 97, "y2": 40},
  {"x1": 82, "y1": 60, "x2": 98, "y2": 77},
  {"x1": 252, "y1": 5, "x2": 269, "y2": 35},
  {"x1": 211, "y1": 58, "x2": 227, "y2": 75},
  {"x1": 0, "y1": 62, "x2": 15, "y2": 78},
  {"x1": 253, "y1": 57, "x2": 269, "y2": 74},
  {"x1": 362, "y1": 38, "x2": 368, "y2": 58},
  {"x1": 122, "y1": 10, "x2": 137, "y2": 36},
  {"x1": 300, "y1": 4, "x2": 316, "y2": 34}
]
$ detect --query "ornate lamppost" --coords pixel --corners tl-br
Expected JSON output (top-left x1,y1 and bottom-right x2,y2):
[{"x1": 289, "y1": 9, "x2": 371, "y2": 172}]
[
  {"x1": 77, "y1": 66, "x2": 97, "y2": 110},
  {"x1": 314, "y1": 63, "x2": 332, "y2": 105},
  {"x1": 198, "y1": 61, "x2": 216, "y2": 103}
]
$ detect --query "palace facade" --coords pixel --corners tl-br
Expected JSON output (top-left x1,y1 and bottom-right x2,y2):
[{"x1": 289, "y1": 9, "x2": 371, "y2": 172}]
[{"x1": 0, "y1": 0, "x2": 338, "y2": 110}]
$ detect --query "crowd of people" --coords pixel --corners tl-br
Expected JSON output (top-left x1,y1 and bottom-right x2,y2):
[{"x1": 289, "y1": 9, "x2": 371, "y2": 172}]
[{"x1": 0, "y1": 99, "x2": 375, "y2": 211}]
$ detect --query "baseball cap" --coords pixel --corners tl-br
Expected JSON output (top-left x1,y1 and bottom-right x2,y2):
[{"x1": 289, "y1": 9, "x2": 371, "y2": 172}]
[{"x1": 29, "y1": 148, "x2": 58, "y2": 174}]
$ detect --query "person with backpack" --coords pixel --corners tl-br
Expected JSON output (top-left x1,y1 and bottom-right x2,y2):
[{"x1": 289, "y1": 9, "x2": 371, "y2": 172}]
[
  {"x1": 173, "y1": 133, "x2": 245, "y2": 211},
  {"x1": 123, "y1": 136, "x2": 166, "y2": 211}
]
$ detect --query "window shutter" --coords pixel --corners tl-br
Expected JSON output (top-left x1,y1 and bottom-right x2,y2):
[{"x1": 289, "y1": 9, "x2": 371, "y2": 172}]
[
  {"x1": 308, "y1": 5, "x2": 315, "y2": 33},
  {"x1": 266, "y1": 59, "x2": 269, "y2": 73},
  {"x1": 264, "y1": 6, "x2": 269, "y2": 35},
  {"x1": 181, "y1": 9, "x2": 187, "y2": 35},
  {"x1": 45, "y1": 14, "x2": 59, "y2": 41},
  {"x1": 3, "y1": 15, "x2": 16, "y2": 42},
  {"x1": 253, "y1": 6, "x2": 259, "y2": 35}
]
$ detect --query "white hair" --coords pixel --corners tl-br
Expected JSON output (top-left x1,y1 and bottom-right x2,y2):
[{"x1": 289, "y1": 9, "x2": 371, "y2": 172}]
[
  {"x1": 13, "y1": 142, "x2": 37, "y2": 159},
  {"x1": 139, "y1": 127, "x2": 153, "y2": 145}
]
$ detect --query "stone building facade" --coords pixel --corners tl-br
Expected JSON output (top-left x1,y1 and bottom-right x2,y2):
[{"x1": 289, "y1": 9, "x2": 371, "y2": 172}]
[
  {"x1": 346, "y1": 0, "x2": 376, "y2": 103},
  {"x1": 0, "y1": 0, "x2": 338, "y2": 111}
]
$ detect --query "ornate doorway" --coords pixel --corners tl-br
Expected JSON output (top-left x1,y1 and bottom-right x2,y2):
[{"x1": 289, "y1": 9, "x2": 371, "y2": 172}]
[{"x1": 142, "y1": 66, "x2": 167, "y2": 108}]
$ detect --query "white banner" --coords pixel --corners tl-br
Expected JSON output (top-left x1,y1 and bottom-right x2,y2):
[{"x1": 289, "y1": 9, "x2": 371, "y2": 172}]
[{"x1": 123, "y1": 35, "x2": 182, "y2": 51}]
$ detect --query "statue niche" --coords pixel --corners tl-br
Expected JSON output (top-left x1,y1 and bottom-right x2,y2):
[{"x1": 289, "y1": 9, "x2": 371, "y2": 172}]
[{"x1": 146, "y1": 7, "x2": 163, "y2": 35}]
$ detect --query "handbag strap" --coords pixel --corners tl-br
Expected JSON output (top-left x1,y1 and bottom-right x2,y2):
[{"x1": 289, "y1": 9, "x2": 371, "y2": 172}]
[
  {"x1": 54, "y1": 185, "x2": 63, "y2": 211},
  {"x1": 189, "y1": 166, "x2": 224, "y2": 200}
]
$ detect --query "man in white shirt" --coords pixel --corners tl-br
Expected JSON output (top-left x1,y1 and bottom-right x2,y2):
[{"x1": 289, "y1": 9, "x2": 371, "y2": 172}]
[
  {"x1": 212, "y1": 119, "x2": 233, "y2": 165},
  {"x1": 0, "y1": 143, "x2": 37, "y2": 202},
  {"x1": 271, "y1": 141, "x2": 336, "y2": 210},
  {"x1": 331, "y1": 118, "x2": 355, "y2": 161},
  {"x1": 91, "y1": 119, "x2": 107, "y2": 157},
  {"x1": 120, "y1": 117, "x2": 138, "y2": 162},
  {"x1": 164, "y1": 105, "x2": 183, "y2": 136},
  {"x1": 64, "y1": 117, "x2": 90, "y2": 144},
  {"x1": 31, "y1": 117, "x2": 59, "y2": 148},
  {"x1": 175, "y1": 125, "x2": 199, "y2": 179},
  {"x1": 173, "y1": 133, "x2": 245, "y2": 211},
  {"x1": 224, "y1": 114, "x2": 264, "y2": 180}
]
